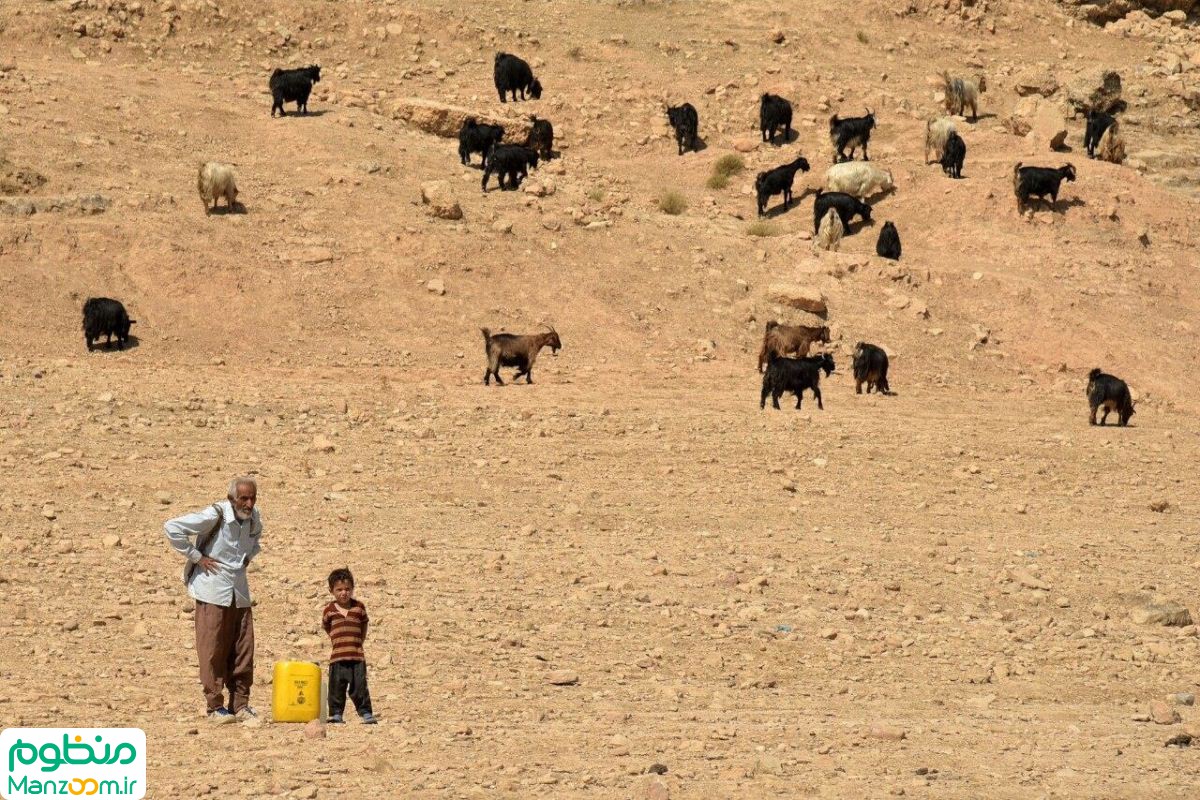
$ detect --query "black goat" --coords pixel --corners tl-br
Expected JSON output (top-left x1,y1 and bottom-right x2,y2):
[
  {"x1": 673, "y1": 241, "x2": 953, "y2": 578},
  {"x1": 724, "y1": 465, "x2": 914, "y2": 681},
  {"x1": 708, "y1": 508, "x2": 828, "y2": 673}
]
[
  {"x1": 458, "y1": 118, "x2": 505, "y2": 169},
  {"x1": 482, "y1": 326, "x2": 561, "y2": 385},
  {"x1": 526, "y1": 116, "x2": 554, "y2": 159},
  {"x1": 759, "y1": 94, "x2": 793, "y2": 145},
  {"x1": 1013, "y1": 162, "x2": 1076, "y2": 212},
  {"x1": 482, "y1": 144, "x2": 539, "y2": 191},
  {"x1": 941, "y1": 131, "x2": 966, "y2": 179},
  {"x1": 829, "y1": 109, "x2": 876, "y2": 163},
  {"x1": 1087, "y1": 368, "x2": 1134, "y2": 426},
  {"x1": 1084, "y1": 110, "x2": 1117, "y2": 159},
  {"x1": 812, "y1": 189, "x2": 871, "y2": 234},
  {"x1": 666, "y1": 103, "x2": 699, "y2": 155},
  {"x1": 760, "y1": 352, "x2": 835, "y2": 411},
  {"x1": 269, "y1": 65, "x2": 321, "y2": 117},
  {"x1": 494, "y1": 53, "x2": 542, "y2": 103},
  {"x1": 82, "y1": 297, "x2": 135, "y2": 351},
  {"x1": 754, "y1": 156, "x2": 811, "y2": 216},
  {"x1": 852, "y1": 342, "x2": 891, "y2": 395},
  {"x1": 876, "y1": 221, "x2": 901, "y2": 260}
]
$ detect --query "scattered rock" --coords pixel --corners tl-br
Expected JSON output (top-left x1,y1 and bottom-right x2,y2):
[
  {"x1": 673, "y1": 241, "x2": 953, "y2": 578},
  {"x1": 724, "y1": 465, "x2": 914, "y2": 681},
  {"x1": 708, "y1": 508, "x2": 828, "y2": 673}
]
[
  {"x1": 1149, "y1": 499, "x2": 1170, "y2": 512},
  {"x1": 1130, "y1": 602, "x2": 1193, "y2": 627},
  {"x1": 1150, "y1": 700, "x2": 1182, "y2": 725},
  {"x1": 426, "y1": 278, "x2": 446, "y2": 296},
  {"x1": 389, "y1": 98, "x2": 532, "y2": 142},
  {"x1": 1165, "y1": 733, "x2": 1193, "y2": 747},
  {"x1": 732, "y1": 136, "x2": 760, "y2": 153},
  {"x1": 101, "y1": 534, "x2": 122, "y2": 549},
  {"x1": 155, "y1": 491, "x2": 172, "y2": 505},
  {"x1": 420, "y1": 181, "x2": 463, "y2": 221},
  {"x1": 866, "y1": 723, "x2": 907, "y2": 741},
  {"x1": 491, "y1": 220, "x2": 514, "y2": 234},
  {"x1": 1014, "y1": 68, "x2": 1059, "y2": 98},
  {"x1": 640, "y1": 776, "x2": 669, "y2": 800},
  {"x1": 310, "y1": 435, "x2": 336, "y2": 454},
  {"x1": 646, "y1": 764, "x2": 668, "y2": 775},
  {"x1": 303, "y1": 719, "x2": 326, "y2": 739},
  {"x1": 1028, "y1": 102, "x2": 1069, "y2": 151},
  {"x1": 546, "y1": 670, "x2": 579, "y2": 686},
  {"x1": 1064, "y1": 68, "x2": 1122, "y2": 115},
  {"x1": 767, "y1": 283, "x2": 827, "y2": 315}
]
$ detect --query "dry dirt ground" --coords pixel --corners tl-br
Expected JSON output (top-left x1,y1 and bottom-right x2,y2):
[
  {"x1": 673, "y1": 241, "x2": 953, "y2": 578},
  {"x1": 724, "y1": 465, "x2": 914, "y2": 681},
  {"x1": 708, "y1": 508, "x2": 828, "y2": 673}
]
[{"x1": 2, "y1": 0, "x2": 1200, "y2": 798}]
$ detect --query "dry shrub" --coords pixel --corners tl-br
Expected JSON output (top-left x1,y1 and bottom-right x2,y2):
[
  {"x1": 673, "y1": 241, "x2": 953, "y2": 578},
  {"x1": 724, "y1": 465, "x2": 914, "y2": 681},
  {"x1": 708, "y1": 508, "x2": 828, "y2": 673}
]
[
  {"x1": 658, "y1": 190, "x2": 687, "y2": 215},
  {"x1": 746, "y1": 221, "x2": 779, "y2": 237}
]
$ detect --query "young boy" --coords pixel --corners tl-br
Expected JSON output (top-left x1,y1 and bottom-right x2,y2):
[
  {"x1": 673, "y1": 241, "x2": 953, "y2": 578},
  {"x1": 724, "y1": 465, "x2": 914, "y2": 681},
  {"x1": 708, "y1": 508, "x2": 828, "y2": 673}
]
[{"x1": 321, "y1": 567, "x2": 377, "y2": 724}]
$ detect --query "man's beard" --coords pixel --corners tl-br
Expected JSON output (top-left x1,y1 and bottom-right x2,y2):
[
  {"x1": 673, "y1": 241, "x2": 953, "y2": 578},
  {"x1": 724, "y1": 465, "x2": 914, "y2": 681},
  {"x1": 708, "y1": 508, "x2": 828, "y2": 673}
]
[{"x1": 234, "y1": 508, "x2": 252, "y2": 521}]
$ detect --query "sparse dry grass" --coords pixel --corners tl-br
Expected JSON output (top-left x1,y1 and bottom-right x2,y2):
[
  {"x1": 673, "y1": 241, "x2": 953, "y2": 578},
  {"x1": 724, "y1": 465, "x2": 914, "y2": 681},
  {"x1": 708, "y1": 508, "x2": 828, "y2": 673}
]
[
  {"x1": 713, "y1": 154, "x2": 745, "y2": 178},
  {"x1": 658, "y1": 190, "x2": 687, "y2": 215},
  {"x1": 705, "y1": 173, "x2": 729, "y2": 190},
  {"x1": 746, "y1": 220, "x2": 779, "y2": 237}
]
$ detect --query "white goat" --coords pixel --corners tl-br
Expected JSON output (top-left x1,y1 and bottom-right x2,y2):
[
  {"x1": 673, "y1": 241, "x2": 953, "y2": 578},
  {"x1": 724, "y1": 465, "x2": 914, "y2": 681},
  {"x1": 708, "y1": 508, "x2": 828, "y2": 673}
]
[
  {"x1": 813, "y1": 208, "x2": 844, "y2": 253},
  {"x1": 942, "y1": 71, "x2": 986, "y2": 121},
  {"x1": 925, "y1": 116, "x2": 957, "y2": 164},
  {"x1": 198, "y1": 162, "x2": 239, "y2": 214},
  {"x1": 824, "y1": 161, "x2": 893, "y2": 199}
]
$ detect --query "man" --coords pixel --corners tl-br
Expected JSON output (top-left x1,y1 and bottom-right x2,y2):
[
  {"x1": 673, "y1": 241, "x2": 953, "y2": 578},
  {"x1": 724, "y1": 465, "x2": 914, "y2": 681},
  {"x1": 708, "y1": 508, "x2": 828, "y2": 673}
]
[{"x1": 165, "y1": 477, "x2": 262, "y2": 723}]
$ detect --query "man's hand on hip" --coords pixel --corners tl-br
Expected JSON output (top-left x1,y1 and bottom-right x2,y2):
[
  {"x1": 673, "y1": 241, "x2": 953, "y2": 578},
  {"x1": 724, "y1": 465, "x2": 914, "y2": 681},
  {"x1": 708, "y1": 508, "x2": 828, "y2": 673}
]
[{"x1": 198, "y1": 556, "x2": 220, "y2": 574}]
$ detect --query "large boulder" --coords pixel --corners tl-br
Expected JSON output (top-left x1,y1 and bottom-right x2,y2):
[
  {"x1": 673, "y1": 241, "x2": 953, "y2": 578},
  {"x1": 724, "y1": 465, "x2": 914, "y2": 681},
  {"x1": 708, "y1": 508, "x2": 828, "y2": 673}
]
[
  {"x1": 390, "y1": 98, "x2": 532, "y2": 142},
  {"x1": 1064, "y1": 68, "x2": 1123, "y2": 114},
  {"x1": 766, "y1": 283, "x2": 827, "y2": 315},
  {"x1": 1029, "y1": 102, "x2": 1069, "y2": 151},
  {"x1": 1013, "y1": 68, "x2": 1059, "y2": 98},
  {"x1": 420, "y1": 181, "x2": 463, "y2": 221}
]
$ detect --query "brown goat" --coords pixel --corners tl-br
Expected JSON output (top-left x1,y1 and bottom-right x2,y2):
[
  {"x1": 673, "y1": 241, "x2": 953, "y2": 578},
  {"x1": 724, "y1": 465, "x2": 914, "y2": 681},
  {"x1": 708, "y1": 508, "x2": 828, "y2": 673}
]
[
  {"x1": 757, "y1": 321, "x2": 831, "y2": 372},
  {"x1": 482, "y1": 325, "x2": 562, "y2": 385}
]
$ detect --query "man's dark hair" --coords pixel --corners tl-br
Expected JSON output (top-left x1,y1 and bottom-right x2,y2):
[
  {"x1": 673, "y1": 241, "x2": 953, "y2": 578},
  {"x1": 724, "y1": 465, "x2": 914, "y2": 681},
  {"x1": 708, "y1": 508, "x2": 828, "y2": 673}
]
[{"x1": 327, "y1": 567, "x2": 354, "y2": 590}]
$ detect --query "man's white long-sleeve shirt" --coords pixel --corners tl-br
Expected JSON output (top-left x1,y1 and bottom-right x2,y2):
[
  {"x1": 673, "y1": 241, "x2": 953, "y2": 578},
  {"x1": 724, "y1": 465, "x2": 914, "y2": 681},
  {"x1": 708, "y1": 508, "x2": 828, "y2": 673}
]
[{"x1": 164, "y1": 500, "x2": 262, "y2": 608}]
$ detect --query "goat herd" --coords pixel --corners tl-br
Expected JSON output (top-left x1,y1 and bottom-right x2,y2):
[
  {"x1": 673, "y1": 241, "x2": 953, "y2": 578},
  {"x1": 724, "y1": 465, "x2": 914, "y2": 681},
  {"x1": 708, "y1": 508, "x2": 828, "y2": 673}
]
[{"x1": 78, "y1": 53, "x2": 1138, "y2": 428}]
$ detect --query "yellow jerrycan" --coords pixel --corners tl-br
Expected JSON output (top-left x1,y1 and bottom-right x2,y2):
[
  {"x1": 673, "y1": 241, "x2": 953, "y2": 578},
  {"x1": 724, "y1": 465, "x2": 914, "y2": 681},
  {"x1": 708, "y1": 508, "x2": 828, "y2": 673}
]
[{"x1": 272, "y1": 661, "x2": 322, "y2": 723}]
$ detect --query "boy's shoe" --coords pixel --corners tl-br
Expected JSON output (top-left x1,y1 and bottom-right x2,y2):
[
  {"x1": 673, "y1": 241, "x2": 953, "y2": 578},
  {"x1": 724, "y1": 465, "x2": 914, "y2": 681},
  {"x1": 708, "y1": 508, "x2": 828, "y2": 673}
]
[
  {"x1": 234, "y1": 706, "x2": 258, "y2": 721},
  {"x1": 361, "y1": 712, "x2": 378, "y2": 725},
  {"x1": 207, "y1": 708, "x2": 236, "y2": 724},
  {"x1": 328, "y1": 714, "x2": 344, "y2": 724}
]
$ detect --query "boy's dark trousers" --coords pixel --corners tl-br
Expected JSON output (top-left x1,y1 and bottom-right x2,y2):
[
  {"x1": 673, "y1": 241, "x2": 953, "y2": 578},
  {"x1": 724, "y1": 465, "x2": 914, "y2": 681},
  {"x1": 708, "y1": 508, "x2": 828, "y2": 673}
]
[{"x1": 328, "y1": 659, "x2": 372, "y2": 717}]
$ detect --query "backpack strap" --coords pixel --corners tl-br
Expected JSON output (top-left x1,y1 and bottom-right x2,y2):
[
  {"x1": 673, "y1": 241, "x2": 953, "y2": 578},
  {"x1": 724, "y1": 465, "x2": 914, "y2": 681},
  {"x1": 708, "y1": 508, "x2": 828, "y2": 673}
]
[{"x1": 183, "y1": 503, "x2": 224, "y2": 586}]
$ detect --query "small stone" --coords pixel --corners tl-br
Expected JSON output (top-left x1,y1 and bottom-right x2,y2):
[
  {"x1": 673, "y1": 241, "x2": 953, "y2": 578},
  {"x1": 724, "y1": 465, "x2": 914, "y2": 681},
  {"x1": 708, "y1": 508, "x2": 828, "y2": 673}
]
[
  {"x1": 101, "y1": 534, "x2": 122, "y2": 549},
  {"x1": 646, "y1": 764, "x2": 668, "y2": 775},
  {"x1": 546, "y1": 670, "x2": 579, "y2": 686},
  {"x1": 1131, "y1": 602, "x2": 1193, "y2": 627},
  {"x1": 292, "y1": 785, "x2": 317, "y2": 799},
  {"x1": 303, "y1": 719, "x2": 326, "y2": 739},
  {"x1": 419, "y1": 180, "x2": 463, "y2": 220},
  {"x1": 732, "y1": 136, "x2": 759, "y2": 153},
  {"x1": 1149, "y1": 499, "x2": 1170, "y2": 512},
  {"x1": 155, "y1": 491, "x2": 172, "y2": 505},
  {"x1": 310, "y1": 435, "x2": 336, "y2": 454},
  {"x1": 1172, "y1": 693, "x2": 1195, "y2": 706},
  {"x1": 426, "y1": 278, "x2": 446, "y2": 295},
  {"x1": 752, "y1": 754, "x2": 783, "y2": 776},
  {"x1": 1165, "y1": 733, "x2": 1193, "y2": 747},
  {"x1": 640, "y1": 777, "x2": 669, "y2": 800},
  {"x1": 1150, "y1": 700, "x2": 1181, "y2": 725},
  {"x1": 41, "y1": 505, "x2": 57, "y2": 520},
  {"x1": 819, "y1": 628, "x2": 838, "y2": 640},
  {"x1": 491, "y1": 220, "x2": 513, "y2": 234},
  {"x1": 62, "y1": 620, "x2": 79, "y2": 632},
  {"x1": 866, "y1": 723, "x2": 907, "y2": 741}
]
